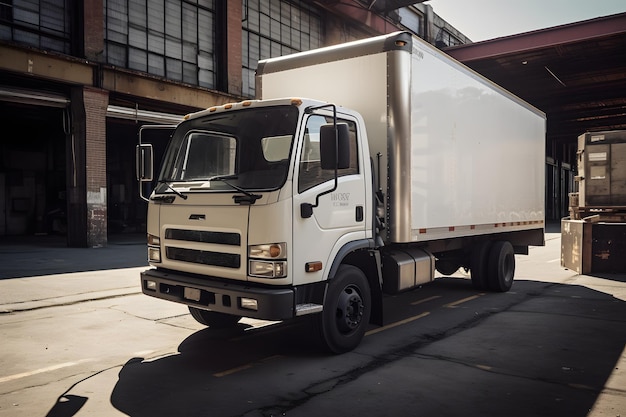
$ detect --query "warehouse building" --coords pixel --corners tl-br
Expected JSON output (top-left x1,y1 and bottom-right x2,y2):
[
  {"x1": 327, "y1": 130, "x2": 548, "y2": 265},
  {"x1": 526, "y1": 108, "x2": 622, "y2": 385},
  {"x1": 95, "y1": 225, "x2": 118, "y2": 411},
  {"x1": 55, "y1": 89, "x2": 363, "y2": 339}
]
[
  {"x1": 1, "y1": 1, "x2": 624, "y2": 247},
  {"x1": 0, "y1": 0, "x2": 467, "y2": 247}
]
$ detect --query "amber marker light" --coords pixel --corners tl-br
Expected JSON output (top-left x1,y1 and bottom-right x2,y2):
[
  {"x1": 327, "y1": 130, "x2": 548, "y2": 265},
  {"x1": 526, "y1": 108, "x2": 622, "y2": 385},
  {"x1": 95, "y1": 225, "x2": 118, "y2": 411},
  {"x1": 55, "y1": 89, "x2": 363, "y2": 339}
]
[
  {"x1": 305, "y1": 261, "x2": 322, "y2": 272},
  {"x1": 269, "y1": 244, "x2": 282, "y2": 258}
]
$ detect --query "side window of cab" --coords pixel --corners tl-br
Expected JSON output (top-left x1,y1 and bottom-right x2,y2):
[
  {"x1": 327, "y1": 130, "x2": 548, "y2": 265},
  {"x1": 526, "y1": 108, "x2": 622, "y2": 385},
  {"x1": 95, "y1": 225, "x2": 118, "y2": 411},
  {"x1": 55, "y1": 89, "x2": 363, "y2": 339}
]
[{"x1": 298, "y1": 115, "x2": 359, "y2": 193}]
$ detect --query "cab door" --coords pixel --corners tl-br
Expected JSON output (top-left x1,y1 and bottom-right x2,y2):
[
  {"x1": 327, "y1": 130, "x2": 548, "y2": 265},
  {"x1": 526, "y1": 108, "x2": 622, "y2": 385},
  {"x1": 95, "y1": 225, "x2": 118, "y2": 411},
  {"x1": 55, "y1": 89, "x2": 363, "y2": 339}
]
[{"x1": 292, "y1": 113, "x2": 367, "y2": 286}]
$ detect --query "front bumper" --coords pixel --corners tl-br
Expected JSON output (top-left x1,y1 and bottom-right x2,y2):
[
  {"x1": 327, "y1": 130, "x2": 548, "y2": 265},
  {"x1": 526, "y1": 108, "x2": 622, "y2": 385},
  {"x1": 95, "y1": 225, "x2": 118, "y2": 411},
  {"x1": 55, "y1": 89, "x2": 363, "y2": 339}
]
[{"x1": 140, "y1": 268, "x2": 295, "y2": 321}]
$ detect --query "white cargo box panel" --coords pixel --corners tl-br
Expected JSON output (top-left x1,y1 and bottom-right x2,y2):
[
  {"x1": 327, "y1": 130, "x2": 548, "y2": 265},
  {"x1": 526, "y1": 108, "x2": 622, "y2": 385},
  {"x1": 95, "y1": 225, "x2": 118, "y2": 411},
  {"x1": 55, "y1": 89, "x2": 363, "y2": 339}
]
[{"x1": 257, "y1": 32, "x2": 546, "y2": 244}]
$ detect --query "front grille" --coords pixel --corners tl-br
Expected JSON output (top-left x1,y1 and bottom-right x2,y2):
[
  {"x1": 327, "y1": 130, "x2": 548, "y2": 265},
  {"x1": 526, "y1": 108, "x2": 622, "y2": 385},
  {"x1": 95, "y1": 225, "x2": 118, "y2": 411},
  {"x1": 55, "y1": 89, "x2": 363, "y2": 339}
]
[
  {"x1": 166, "y1": 247, "x2": 241, "y2": 268},
  {"x1": 165, "y1": 229, "x2": 241, "y2": 246}
]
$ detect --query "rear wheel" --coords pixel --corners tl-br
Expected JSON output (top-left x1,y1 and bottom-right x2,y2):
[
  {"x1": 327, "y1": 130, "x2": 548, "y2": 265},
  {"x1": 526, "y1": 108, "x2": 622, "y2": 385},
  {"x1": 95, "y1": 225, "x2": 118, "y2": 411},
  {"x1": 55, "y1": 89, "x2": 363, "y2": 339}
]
[
  {"x1": 470, "y1": 241, "x2": 491, "y2": 290},
  {"x1": 317, "y1": 265, "x2": 371, "y2": 354},
  {"x1": 487, "y1": 241, "x2": 515, "y2": 292},
  {"x1": 188, "y1": 307, "x2": 241, "y2": 328}
]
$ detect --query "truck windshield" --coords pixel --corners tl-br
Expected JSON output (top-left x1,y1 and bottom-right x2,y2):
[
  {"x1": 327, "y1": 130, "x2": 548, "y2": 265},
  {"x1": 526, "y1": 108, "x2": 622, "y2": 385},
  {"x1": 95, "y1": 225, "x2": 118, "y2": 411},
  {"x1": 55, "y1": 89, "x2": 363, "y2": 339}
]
[{"x1": 158, "y1": 105, "x2": 299, "y2": 192}]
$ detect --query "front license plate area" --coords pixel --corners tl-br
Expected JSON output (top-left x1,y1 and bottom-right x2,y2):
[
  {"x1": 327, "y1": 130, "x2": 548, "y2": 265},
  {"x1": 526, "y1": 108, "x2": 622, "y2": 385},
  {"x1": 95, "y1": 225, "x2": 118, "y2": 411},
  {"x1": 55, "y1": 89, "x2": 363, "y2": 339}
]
[{"x1": 184, "y1": 287, "x2": 201, "y2": 302}]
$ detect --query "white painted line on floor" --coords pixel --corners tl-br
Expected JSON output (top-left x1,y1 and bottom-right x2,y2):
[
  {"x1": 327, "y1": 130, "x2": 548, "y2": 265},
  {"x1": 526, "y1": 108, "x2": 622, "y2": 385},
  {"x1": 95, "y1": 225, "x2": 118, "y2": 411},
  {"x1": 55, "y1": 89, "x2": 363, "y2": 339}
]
[
  {"x1": 213, "y1": 355, "x2": 282, "y2": 378},
  {"x1": 445, "y1": 294, "x2": 484, "y2": 308},
  {"x1": 365, "y1": 312, "x2": 430, "y2": 337},
  {"x1": 133, "y1": 350, "x2": 156, "y2": 357},
  {"x1": 0, "y1": 359, "x2": 94, "y2": 384},
  {"x1": 411, "y1": 295, "x2": 441, "y2": 306}
]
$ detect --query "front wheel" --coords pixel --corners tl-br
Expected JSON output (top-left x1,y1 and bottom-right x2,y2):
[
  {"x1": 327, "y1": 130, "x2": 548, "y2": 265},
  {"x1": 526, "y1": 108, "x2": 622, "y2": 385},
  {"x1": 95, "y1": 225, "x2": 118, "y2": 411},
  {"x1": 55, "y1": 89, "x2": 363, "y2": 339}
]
[
  {"x1": 317, "y1": 265, "x2": 371, "y2": 354},
  {"x1": 188, "y1": 307, "x2": 241, "y2": 328}
]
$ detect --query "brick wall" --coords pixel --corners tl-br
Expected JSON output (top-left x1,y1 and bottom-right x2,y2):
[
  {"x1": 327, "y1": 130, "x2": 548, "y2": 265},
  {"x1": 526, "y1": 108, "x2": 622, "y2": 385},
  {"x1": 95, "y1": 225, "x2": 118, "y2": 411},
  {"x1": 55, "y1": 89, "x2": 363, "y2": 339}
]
[
  {"x1": 83, "y1": 87, "x2": 109, "y2": 247},
  {"x1": 226, "y1": 2, "x2": 243, "y2": 96},
  {"x1": 84, "y1": 0, "x2": 104, "y2": 61}
]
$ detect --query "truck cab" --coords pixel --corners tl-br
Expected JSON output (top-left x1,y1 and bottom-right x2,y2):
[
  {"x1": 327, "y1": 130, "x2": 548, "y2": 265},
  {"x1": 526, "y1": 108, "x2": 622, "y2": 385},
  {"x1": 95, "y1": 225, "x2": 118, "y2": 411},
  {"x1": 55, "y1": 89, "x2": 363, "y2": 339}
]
[{"x1": 138, "y1": 97, "x2": 377, "y2": 353}]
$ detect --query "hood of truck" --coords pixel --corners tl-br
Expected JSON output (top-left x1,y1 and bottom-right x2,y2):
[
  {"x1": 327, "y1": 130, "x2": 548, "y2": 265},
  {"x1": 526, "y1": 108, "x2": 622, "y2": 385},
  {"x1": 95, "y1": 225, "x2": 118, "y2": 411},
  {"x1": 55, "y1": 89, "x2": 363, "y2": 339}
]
[{"x1": 154, "y1": 193, "x2": 255, "y2": 281}]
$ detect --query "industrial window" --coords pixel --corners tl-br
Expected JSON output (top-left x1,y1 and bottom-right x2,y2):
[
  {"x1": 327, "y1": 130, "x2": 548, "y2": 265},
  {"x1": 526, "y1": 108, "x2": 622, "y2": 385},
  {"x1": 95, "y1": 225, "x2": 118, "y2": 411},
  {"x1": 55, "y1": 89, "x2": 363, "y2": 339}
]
[
  {"x1": 0, "y1": 0, "x2": 72, "y2": 54},
  {"x1": 435, "y1": 27, "x2": 462, "y2": 47},
  {"x1": 398, "y1": 7, "x2": 423, "y2": 38},
  {"x1": 104, "y1": 0, "x2": 216, "y2": 88},
  {"x1": 298, "y1": 115, "x2": 359, "y2": 193},
  {"x1": 242, "y1": 0, "x2": 322, "y2": 97}
]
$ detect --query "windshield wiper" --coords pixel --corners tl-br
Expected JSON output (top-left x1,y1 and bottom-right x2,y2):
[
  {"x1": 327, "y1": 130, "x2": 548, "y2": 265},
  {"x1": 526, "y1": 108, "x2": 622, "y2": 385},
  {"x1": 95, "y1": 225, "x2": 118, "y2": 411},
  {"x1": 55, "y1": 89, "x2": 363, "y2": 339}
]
[
  {"x1": 208, "y1": 175, "x2": 261, "y2": 205},
  {"x1": 205, "y1": 174, "x2": 239, "y2": 182},
  {"x1": 157, "y1": 180, "x2": 188, "y2": 200}
]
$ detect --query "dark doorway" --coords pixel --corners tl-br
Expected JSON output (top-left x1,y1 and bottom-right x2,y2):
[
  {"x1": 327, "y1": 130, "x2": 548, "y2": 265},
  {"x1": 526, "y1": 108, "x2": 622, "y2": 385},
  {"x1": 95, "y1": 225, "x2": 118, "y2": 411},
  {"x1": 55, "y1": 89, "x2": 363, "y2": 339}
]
[{"x1": 0, "y1": 101, "x2": 67, "y2": 237}]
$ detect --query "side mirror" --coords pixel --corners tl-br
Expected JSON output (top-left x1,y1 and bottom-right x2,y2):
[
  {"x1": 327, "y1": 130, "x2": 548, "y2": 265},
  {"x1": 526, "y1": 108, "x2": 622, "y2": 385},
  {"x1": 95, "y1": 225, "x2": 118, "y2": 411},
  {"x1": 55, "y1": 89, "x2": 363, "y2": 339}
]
[
  {"x1": 320, "y1": 123, "x2": 350, "y2": 170},
  {"x1": 136, "y1": 144, "x2": 154, "y2": 182}
]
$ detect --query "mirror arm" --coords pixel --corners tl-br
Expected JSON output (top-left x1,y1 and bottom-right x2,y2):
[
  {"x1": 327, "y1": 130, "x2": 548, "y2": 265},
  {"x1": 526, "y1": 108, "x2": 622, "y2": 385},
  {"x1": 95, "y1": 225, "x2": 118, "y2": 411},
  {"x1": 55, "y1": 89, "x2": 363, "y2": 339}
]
[{"x1": 301, "y1": 104, "x2": 339, "y2": 218}]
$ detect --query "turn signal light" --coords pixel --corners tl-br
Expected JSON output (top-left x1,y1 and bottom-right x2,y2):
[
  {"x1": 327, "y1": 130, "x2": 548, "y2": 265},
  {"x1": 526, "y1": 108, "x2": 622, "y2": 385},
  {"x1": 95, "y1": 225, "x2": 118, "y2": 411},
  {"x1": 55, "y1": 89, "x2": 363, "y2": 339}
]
[{"x1": 305, "y1": 261, "x2": 323, "y2": 272}]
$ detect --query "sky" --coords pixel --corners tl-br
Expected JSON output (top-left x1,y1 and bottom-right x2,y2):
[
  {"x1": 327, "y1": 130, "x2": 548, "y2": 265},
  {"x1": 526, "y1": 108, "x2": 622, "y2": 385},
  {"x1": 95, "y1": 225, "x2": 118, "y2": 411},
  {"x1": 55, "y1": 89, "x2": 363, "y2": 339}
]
[{"x1": 424, "y1": 0, "x2": 626, "y2": 42}]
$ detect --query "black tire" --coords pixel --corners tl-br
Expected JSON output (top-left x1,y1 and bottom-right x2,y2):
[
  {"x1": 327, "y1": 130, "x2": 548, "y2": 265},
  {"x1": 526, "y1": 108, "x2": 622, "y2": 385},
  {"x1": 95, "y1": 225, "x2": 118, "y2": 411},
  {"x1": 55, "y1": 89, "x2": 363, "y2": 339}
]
[
  {"x1": 470, "y1": 241, "x2": 491, "y2": 290},
  {"x1": 487, "y1": 241, "x2": 515, "y2": 292},
  {"x1": 188, "y1": 306, "x2": 241, "y2": 328},
  {"x1": 317, "y1": 265, "x2": 371, "y2": 354},
  {"x1": 436, "y1": 259, "x2": 461, "y2": 276}
]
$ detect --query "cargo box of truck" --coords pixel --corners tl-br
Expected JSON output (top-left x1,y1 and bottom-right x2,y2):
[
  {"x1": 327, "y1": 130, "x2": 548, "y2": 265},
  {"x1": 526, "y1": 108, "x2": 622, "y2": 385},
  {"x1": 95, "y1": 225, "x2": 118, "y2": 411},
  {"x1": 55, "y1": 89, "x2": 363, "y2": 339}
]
[{"x1": 256, "y1": 31, "x2": 546, "y2": 246}]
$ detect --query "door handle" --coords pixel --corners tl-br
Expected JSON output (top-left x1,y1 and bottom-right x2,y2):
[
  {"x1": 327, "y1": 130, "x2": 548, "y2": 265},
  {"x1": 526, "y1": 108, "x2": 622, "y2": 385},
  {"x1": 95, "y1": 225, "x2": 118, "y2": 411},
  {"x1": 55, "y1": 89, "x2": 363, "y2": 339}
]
[{"x1": 356, "y1": 205, "x2": 364, "y2": 222}]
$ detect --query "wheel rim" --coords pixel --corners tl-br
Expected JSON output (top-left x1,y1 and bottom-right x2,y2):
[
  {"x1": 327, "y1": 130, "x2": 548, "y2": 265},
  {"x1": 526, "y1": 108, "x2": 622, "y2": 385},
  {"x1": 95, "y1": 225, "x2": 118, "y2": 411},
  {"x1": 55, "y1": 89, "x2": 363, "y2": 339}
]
[
  {"x1": 335, "y1": 285, "x2": 364, "y2": 333},
  {"x1": 503, "y1": 252, "x2": 515, "y2": 284}
]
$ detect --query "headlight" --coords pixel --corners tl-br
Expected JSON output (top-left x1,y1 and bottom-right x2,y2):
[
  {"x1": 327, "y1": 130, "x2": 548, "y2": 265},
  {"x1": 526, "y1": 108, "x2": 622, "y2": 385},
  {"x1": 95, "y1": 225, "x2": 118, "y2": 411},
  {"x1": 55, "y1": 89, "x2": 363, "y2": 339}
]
[
  {"x1": 147, "y1": 233, "x2": 161, "y2": 263},
  {"x1": 248, "y1": 243, "x2": 287, "y2": 278},
  {"x1": 249, "y1": 260, "x2": 287, "y2": 278},
  {"x1": 248, "y1": 243, "x2": 286, "y2": 259},
  {"x1": 147, "y1": 234, "x2": 160, "y2": 246},
  {"x1": 148, "y1": 246, "x2": 161, "y2": 263}
]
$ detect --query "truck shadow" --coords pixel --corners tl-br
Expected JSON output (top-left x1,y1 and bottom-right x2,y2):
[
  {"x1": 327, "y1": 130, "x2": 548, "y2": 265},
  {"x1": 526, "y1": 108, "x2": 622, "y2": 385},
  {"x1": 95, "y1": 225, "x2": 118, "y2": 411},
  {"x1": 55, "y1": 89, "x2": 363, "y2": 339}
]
[
  {"x1": 108, "y1": 279, "x2": 626, "y2": 417},
  {"x1": 110, "y1": 319, "x2": 323, "y2": 417}
]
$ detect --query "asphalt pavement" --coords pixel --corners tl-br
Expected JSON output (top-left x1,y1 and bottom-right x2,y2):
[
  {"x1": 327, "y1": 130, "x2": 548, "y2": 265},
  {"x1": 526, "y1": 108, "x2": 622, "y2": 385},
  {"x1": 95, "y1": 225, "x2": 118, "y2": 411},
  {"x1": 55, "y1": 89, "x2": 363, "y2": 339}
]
[
  {"x1": 0, "y1": 233, "x2": 148, "y2": 313},
  {"x1": 1, "y1": 224, "x2": 625, "y2": 417}
]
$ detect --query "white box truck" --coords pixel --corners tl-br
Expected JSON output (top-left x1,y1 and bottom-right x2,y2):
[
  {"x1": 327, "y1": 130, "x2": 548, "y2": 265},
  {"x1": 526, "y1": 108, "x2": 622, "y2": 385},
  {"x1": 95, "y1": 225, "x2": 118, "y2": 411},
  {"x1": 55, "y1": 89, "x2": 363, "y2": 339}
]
[{"x1": 137, "y1": 32, "x2": 545, "y2": 353}]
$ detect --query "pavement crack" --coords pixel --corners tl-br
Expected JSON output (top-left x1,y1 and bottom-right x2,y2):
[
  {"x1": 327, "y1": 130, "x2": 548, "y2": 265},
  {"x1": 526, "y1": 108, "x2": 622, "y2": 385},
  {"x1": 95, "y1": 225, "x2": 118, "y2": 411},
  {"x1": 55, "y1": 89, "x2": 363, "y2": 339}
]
[
  {"x1": 413, "y1": 351, "x2": 604, "y2": 394},
  {"x1": 1, "y1": 289, "x2": 140, "y2": 314},
  {"x1": 106, "y1": 304, "x2": 187, "y2": 321}
]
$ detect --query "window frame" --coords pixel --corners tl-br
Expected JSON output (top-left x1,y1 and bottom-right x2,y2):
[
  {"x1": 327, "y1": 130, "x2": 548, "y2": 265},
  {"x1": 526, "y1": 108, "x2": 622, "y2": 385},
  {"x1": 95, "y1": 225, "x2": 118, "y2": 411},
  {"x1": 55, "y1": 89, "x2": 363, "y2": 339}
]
[
  {"x1": 297, "y1": 114, "x2": 360, "y2": 194},
  {"x1": 104, "y1": 0, "x2": 216, "y2": 88},
  {"x1": 241, "y1": 0, "x2": 323, "y2": 97}
]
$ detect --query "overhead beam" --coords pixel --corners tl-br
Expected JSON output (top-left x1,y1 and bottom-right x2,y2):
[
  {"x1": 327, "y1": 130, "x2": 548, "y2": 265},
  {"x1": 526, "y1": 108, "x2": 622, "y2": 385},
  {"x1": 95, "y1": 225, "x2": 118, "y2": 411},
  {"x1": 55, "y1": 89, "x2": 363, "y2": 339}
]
[
  {"x1": 445, "y1": 12, "x2": 626, "y2": 62},
  {"x1": 368, "y1": 0, "x2": 428, "y2": 13}
]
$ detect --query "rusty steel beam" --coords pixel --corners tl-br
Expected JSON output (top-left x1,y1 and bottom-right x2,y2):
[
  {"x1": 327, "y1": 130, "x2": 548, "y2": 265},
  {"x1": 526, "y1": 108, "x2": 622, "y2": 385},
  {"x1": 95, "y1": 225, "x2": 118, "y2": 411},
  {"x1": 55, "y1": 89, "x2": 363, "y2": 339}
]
[
  {"x1": 368, "y1": 0, "x2": 428, "y2": 13},
  {"x1": 445, "y1": 12, "x2": 626, "y2": 62}
]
